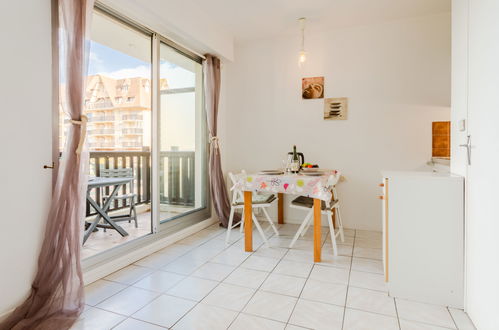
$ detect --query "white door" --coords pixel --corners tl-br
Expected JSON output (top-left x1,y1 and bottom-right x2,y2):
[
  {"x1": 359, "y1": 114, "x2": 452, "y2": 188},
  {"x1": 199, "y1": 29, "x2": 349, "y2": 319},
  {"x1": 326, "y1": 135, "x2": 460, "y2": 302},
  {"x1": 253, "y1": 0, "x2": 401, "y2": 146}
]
[{"x1": 453, "y1": 0, "x2": 499, "y2": 328}]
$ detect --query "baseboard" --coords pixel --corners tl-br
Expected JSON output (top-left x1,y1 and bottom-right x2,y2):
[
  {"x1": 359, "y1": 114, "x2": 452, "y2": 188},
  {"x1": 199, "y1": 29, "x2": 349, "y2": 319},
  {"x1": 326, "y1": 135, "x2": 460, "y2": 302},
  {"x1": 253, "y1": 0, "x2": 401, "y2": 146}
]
[{"x1": 83, "y1": 216, "x2": 218, "y2": 285}]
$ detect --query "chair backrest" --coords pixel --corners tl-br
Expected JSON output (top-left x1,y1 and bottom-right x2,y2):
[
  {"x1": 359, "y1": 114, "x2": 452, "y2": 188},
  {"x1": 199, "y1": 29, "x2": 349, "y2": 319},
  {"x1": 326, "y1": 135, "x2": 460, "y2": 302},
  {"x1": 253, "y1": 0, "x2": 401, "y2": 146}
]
[
  {"x1": 100, "y1": 168, "x2": 134, "y2": 178},
  {"x1": 228, "y1": 171, "x2": 246, "y2": 203},
  {"x1": 100, "y1": 168, "x2": 135, "y2": 193}
]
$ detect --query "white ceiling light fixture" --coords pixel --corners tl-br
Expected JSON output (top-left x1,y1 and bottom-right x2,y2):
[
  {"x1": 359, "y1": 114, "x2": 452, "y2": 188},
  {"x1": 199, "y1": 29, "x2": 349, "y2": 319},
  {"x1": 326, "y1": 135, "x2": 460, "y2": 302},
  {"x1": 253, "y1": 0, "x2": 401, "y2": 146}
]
[{"x1": 298, "y1": 17, "x2": 307, "y2": 67}]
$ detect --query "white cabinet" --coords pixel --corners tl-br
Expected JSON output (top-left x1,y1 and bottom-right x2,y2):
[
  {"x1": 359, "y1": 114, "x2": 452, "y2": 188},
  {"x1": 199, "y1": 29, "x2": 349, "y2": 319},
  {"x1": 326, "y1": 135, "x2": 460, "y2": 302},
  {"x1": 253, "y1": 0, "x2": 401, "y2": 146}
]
[{"x1": 381, "y1": 171, "x2": 464, "y2": 308}]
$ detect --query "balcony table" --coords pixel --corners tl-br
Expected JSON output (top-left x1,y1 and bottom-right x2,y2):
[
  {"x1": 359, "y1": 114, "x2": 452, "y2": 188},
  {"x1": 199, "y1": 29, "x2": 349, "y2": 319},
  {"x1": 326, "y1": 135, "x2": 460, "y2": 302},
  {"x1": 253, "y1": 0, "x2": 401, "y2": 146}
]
[
  {"x1": 234, "y1": 170, "x2": 341, "y2": 262},
  {"x1": 83, "y1": 177, "x2": 132, "y2": 244}
]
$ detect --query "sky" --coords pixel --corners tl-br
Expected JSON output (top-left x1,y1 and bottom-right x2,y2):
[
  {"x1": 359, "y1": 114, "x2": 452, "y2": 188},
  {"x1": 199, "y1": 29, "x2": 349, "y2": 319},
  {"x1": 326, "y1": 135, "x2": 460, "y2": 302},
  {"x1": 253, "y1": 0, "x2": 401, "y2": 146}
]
[{"x1": 88, "y1": 41, "x2": 196, "y2": 89}]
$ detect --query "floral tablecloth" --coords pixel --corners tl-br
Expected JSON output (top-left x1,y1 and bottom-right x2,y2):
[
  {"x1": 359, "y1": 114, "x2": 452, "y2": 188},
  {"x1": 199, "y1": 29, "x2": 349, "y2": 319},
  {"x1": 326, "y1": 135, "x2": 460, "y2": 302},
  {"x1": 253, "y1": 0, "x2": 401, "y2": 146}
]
[{"x1": 233, "y1": 170, "x2": 341, "y2": 202}]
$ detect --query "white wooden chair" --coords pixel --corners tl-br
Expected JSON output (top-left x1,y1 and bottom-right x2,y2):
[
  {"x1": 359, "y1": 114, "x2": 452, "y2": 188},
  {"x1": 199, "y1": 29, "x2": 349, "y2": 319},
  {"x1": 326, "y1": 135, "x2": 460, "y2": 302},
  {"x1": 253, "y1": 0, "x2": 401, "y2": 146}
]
[
  {"x1": 225, "y1": 171, "x2": 279, "y2": 246},
  {"x1": 288, "y1": 182, "x2": 344, "y2": 255}
]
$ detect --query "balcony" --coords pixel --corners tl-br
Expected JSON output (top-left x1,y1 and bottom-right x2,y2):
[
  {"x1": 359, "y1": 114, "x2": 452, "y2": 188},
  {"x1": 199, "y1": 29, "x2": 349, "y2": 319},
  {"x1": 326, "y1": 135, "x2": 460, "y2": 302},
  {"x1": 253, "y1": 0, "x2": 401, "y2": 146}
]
[
  {"x1": 89, "y1": 128, "x2": 115, "y2": 135},
  {"x1": 84, "y1": 150, "x2": 197, "y2": 258},
  {"x1": 122, "y1": 128, "x2": 143, "y2": 135},
  {"x1": 122, "y1": 114, "x2": 143, "y2": 121},
  {"x1": 91, "y1": 115, "x2": 115, "y2": 122},
  {"x1": 86, "y1": 100, "x2": 114, "y2": 110}
]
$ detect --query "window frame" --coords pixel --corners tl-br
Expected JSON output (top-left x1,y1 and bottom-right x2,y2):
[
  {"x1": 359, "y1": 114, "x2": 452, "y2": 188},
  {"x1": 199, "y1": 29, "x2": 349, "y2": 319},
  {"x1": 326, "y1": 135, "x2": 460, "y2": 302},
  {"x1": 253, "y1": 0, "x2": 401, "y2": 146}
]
[{"x1": 54, "y1": 2, "x2": 211, "y2": 269}]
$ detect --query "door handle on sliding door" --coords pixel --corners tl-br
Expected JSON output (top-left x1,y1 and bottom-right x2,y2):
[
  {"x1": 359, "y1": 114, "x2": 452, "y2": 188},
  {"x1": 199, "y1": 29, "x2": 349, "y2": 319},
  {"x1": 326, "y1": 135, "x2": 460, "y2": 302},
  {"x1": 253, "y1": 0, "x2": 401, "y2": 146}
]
[{"x1": 459, "y1": 135, "x2": 472, "y2": 165}]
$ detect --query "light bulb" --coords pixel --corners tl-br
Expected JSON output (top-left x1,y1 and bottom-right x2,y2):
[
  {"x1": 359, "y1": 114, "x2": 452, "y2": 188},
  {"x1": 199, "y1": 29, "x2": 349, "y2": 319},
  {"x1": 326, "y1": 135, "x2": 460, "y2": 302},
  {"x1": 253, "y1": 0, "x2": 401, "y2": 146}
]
[{"x1": 298, "y1": 51, "x2": 307, "y2": 66}]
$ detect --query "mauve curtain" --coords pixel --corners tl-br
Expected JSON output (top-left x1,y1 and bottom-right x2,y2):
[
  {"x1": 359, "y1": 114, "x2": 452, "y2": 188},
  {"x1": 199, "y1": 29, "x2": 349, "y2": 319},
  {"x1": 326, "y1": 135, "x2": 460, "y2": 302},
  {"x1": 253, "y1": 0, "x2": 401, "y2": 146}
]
[
  {"x1": 203, "y1": 55, "x2": 236, "y2": 227},
  {"x1": 0, "y1": 0, "x2": 94, "y2": 329}
]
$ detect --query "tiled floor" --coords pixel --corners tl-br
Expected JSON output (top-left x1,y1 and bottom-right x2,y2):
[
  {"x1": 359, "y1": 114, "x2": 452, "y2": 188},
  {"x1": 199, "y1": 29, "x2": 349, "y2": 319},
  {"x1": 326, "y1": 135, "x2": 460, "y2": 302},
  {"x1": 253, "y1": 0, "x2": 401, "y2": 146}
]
[
  {"x1": 74, "y1": 222, "x2": 476, "y2": 330},
  {"x1": 82, "y1": 205, "x2": 195, "y2": 259}
]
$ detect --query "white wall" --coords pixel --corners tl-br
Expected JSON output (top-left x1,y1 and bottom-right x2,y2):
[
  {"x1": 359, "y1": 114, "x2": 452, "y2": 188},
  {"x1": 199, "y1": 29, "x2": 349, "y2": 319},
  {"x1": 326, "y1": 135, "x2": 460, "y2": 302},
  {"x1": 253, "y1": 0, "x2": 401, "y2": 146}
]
[
  {"x1": 0, "y1": 0, "x2": 53, "y2": 316},
  {"x1": 221, "y1": 13, "x2": 451, "y2": 230},
  {"x1": 452, "y1": 1, "x2": 499, "y2": 329},
  {"x1": 100, "y1": 0, "x2": 234, "y2": 61}
]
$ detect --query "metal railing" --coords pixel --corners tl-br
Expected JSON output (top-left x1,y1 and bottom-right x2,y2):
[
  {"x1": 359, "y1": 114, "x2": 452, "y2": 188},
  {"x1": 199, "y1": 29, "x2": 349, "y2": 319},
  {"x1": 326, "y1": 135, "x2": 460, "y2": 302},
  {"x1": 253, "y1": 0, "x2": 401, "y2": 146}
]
[{"x1": 86, "y1": 150, "x2": 195, "y2": 216}]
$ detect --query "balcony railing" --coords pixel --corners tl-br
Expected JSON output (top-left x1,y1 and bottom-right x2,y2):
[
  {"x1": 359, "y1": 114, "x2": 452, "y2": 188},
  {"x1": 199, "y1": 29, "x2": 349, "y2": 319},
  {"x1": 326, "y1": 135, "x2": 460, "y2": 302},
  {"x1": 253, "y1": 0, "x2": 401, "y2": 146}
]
[
  {"x1": 89, "y1": 128, "x2": 115, "y2": 135},
  {"x1": 86, "y1": 150, "x2": 195, "y2": 216},
  {"x1": 91, "y1": 116, "x2": 115, "y2": 122},
  {"x1": 122, "y1": 115, "x2": 143, "y2": 121},
  {"x1": 86, "y1": 101, "x2": 114, "y2": 109},
  {"x1": 122, "y1": 128, "x2": 143, "y2": 135}
]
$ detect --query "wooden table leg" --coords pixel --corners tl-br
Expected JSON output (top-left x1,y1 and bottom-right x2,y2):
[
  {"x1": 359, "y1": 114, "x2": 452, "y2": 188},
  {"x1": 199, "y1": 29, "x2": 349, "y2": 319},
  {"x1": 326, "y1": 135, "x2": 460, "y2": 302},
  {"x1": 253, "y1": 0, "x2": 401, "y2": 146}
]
[
  {"x1": 277, "y1": 193, "x2": 284, "y2": 224},
  {"x1": 313, "y1": 198, "x2": 322, "y2": 262},
  {"x1": 244, "y1": 191, "x2": 253, "y2": 252}
]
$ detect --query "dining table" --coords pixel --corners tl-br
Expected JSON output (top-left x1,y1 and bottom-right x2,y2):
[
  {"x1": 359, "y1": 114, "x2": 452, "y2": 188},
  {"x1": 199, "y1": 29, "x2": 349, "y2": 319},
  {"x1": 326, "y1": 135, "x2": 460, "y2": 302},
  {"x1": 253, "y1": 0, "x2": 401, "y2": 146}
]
[
  {"x1": 234, "y1": 170, "x2": 341, "y2": 262},
  {"x1": 83, "y1": 176, "x2": 132, "y2": 244}
]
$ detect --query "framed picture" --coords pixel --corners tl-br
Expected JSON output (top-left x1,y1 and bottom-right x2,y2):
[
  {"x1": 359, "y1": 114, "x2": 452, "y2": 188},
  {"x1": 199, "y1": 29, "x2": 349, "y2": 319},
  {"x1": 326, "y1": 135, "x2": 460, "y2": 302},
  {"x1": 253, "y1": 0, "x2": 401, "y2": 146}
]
[
  {"x1": 302, "y1": 77, "x2": 324, "y2": 99},
  {"x1": 324, "y1": 97, "x2": 348, "y2": 120}
]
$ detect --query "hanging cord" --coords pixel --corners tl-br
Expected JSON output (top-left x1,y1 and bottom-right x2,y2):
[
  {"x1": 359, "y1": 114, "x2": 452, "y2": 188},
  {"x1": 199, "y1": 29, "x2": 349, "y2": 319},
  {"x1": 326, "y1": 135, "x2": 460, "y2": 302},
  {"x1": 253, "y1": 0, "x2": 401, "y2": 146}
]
[
  {"x1": 210, "y1": 135, "x2": 220, "y2": 155},
  {"x1": 70, "y1": 114, "x2": 88, "y2": 155}
]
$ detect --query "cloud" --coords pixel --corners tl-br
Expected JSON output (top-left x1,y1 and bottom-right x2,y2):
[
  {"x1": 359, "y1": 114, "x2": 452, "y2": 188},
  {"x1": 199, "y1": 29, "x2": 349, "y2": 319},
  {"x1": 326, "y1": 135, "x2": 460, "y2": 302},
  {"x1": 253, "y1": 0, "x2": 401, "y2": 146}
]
[{"x1": 101, "y1": 65, "x2": 151, "y2": 79}]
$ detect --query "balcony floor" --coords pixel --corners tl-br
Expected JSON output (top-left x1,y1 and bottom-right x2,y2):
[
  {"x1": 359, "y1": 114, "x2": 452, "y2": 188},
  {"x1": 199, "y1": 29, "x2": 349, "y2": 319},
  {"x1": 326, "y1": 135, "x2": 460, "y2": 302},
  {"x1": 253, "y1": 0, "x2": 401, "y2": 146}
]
[{"x1": 82, "y1": 204, "x2": 196, "y2": 259}]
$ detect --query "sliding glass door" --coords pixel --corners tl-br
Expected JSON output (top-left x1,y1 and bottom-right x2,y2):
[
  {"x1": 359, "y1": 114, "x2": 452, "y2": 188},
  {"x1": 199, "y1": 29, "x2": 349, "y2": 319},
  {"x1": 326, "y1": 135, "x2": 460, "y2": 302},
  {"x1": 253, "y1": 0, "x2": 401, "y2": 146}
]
[
  {"x1": 158, "y1": 42, "x2": 207, "y2": 224},
  {"x1": 58, "y1": 6, "x2": 209, "y2": 261}
]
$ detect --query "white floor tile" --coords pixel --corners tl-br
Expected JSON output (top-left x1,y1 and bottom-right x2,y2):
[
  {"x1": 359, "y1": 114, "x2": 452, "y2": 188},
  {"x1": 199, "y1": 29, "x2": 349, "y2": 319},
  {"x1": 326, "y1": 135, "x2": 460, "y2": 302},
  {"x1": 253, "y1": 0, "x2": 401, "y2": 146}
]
[
  {"x1": 349, "y1": 270, "x2": 387, "y2": 292},
  {"x1": 355, "y1": 230, "x2": 382, "y2": 239},
  {"x1": 104, "y1": 265, "x2": 154, "y2": 285},
  {"x1": 166, "y1": 276, "x2": 219, "y2": 301},
  {"x1": 396, "y1": 299, "x2": 456, "y2": 329},
  {"x1": 113, "y1": 318, "x2": 166, "y2": 329},
  {"x1": 353, "y1": 247, "x2": 382, "y2": 260},
  {"x1": 172, "y1": 304, "x2": 238, "y2": 330},
  {"x1": 317, "y1": 254, "x2": 352, "y2": 269},
  {"x1": 71, "y1": 306, "x2": 125, "y2": 330},
  {"x1": 254, "y1": 246, "x2": 289, "y2": 259},
  {"x1": 202, "y1": 283, "x2": 255, "y2": 311},
  {"x1": 285, "y1": 325, "x2": 309, "y2": 330},
  {"x1": 343, "y1": 308, "x2": 399, "y2": 330},
  {"x1": 301, "y1": 279, "x2": 347, "y2": 306},
  {"x1": 84, "y1": 280, "x2": 127, "y2": 306},
  {"x1": 96, "y1": 286, "x2": 160, "y2": 316},
  {"x1": 161, "y1": 257, "x2": 206, "y2": 275},
  {"x1": 210, "y1": 248, "x2": 251, "y2": 266},
  {"x1": 132, "y1": 294, "x2": 196, "y2": 328},
  {"x1": 283, "y1": 249, "x2": 315, "y2": 264},
  {"x1": 289, "y1": 298, "x2": 344, "y2": 330},
  {"x1": 241, "y1": 255, "x2": 281, "y2": 272},
  {"x1": 223, "y1": 267, "x2": 269, "y2": 289},
  {"x1": 273, "y1": 260, "x2": 313, "y2": 278},
  {"x1": 354, "y1": 237, "x2": 382, "y2": 249},
  {"x1": 309, "y1": 264, "x2": 350, "y2": 285},
  {"x1": 399, "y1": 319, "x2": 454, "y2": 330},
  {"x1": 351, "y1": 257, "x2": 384, "y2": 274},
  {"x1": 448, "y1": 308, "x2": 476, "y2": 330},
  {"x1": 260, "y1": 273, "x2": 307, "y2": 297},
  {"x1": 346, "y1": 287, "x2": 396, "y2": 317},
  {"x1": 191, "y1": 262, "x2": 236, "y2": 281},
  {"x1": 132, "y1": 271, "x2": 185, "y2": 293},
  {"x1": 229, "y1": 313, "x2": 286, "y2": 330},
  {"x1": 243, "y1": 291, "x2": 297, "y2": 322},
  {"x1": 134, "y1": 251, "x2": 179, "y2": 269}
]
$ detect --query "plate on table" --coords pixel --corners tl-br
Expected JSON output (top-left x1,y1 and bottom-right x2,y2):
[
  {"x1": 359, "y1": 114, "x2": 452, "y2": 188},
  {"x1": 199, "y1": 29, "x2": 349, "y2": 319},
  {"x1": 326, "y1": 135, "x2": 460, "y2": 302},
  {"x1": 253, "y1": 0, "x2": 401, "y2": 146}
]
[
  {"x1": 300, "y1": 172, "x2": 324, "y2": 176},
  {"x1": 301, "y1": 168, "x2": 321, "y2": 173},
  {"x1": 258, "y1": 170, "x2": 284, "y2": 175}
]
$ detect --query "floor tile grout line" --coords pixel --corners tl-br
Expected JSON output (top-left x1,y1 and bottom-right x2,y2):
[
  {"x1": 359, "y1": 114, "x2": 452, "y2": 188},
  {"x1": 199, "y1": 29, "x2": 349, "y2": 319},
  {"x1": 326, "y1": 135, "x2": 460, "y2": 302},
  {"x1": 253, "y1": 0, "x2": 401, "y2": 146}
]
[
  {"x1": 393, "y1": 299, "x2": 402, "y2": 330},
  {"x1": 447, "y1": 306, "x2": 460, "y2": 330},
  {"x1": 225, "y1": 232, "x2": 294, "y2": 329},
  {"x1": 169, "y1": 222, "x2": 281, "y2": 329},
  {"x1": 341, "y1": 229, "x2": 356, "y2": 330},
  {"x1": 93, "y1": 227, "x2": 240, "y2": 324}
]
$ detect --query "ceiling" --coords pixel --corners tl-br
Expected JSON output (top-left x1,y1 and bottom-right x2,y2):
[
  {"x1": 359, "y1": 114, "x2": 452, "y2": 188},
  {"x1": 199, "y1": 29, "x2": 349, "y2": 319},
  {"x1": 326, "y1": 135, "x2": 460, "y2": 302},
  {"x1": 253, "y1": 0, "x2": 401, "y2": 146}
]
[{"x1": 187, "y1": 0, "x2": 451, "y2": 42}]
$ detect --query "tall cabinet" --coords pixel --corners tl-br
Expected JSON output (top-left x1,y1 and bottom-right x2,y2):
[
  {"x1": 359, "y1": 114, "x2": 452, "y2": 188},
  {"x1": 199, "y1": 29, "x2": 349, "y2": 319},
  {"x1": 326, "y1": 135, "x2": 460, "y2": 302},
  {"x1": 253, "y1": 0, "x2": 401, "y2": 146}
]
[{"x1": 381, "y1": 171, "x2": 464, "y2": 308}]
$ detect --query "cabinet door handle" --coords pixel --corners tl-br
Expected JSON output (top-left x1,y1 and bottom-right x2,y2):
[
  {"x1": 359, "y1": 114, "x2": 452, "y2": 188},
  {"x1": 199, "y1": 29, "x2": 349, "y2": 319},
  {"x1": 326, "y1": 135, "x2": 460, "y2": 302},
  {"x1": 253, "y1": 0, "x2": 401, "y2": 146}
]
[
  {"x1": 378, "y1": 195, "x2": 385, "y2": 200},
  {"x1": 378, "y1": 183, "x2": 384, "y2": 187}
]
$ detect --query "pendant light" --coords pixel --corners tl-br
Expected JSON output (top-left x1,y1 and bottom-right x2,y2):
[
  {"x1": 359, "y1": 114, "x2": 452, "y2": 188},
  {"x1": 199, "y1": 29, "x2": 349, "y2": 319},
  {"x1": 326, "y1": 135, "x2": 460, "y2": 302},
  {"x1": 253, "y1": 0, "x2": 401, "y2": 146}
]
[{"x1": 298, "y1": 17, "x2": 307, "y2": 67}]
